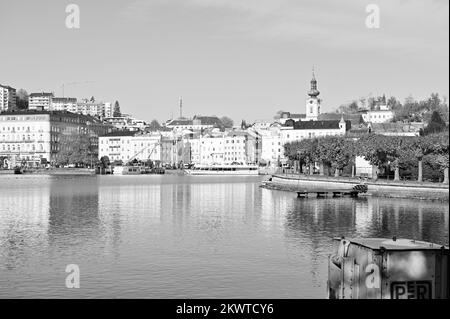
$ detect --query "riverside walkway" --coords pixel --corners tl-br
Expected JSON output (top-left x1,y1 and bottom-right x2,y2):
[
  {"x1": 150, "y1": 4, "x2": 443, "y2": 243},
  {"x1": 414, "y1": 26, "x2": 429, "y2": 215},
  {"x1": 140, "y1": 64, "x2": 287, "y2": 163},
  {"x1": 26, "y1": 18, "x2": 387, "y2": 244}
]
[{"x1": 262, "y1": 173, "x2": 449, "y2": 202}]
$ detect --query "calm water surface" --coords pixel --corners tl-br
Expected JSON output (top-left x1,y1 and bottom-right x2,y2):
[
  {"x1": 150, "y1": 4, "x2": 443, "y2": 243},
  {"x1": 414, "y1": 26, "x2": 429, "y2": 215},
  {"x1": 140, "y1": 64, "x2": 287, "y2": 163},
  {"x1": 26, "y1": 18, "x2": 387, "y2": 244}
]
[{"x1": 0, "y1": 175, "x2": 448, "y2": 298}]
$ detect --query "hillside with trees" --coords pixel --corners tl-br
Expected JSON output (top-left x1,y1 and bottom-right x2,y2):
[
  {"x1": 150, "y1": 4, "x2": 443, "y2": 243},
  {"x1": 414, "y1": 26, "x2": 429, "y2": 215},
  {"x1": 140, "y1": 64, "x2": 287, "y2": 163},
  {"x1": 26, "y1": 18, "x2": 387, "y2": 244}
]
[{"x1": 336, "y1": 93, "x2": 449, "y2": 124}]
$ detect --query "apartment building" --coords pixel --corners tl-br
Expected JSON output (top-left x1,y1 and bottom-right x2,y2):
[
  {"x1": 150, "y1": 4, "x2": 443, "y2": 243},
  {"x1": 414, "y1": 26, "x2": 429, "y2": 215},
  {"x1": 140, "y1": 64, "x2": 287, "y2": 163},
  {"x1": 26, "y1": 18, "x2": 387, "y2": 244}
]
[
  {"x1": 98, "y1": 131, "x2": 162, "y2": 163},
  {"x1": 51, "y1": 97, "x2": 77, "y2": 112},
  {"x1": 190, "y1": 133, "x2": 248, "y2": 165},
  {"x1": 0, "y1": 84, "x2": 17, "y2": 111},
  {"x1": 0, "y1": 110, "x2": 113, "y2": 166},
  {"x1": 28, "y1": 92, "x2": 54, "y2": 110}
]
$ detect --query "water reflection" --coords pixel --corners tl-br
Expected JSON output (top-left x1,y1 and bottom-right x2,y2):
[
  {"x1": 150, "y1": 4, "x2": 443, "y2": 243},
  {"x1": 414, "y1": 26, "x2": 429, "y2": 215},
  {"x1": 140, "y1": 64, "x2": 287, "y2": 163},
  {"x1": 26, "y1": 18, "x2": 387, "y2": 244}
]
[
  {"x1": 281, "y1": 196, "x2": 448, "y2": 245},
  {"x1": 0, "y1": 175, "x2": 448, "y2": 298}
]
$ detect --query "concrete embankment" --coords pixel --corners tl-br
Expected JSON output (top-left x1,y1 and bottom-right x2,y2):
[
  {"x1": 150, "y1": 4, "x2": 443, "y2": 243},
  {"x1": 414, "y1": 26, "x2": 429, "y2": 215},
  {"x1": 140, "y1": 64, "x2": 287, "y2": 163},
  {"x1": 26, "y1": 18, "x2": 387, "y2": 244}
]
[
  {"x1": 262, "y1": 174, "x2": 449, "y2": 202},
  {"x1": 0, "y1": 168, "x2": 95, "y2": 175}
]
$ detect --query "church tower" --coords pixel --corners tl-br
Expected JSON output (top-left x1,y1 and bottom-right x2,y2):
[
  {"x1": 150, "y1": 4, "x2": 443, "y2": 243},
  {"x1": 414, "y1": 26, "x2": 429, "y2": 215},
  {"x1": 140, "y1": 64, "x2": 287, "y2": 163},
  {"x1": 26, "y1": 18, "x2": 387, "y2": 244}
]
[{"x1": 305, "y1": 69, "x2": 321, "y2": 121}]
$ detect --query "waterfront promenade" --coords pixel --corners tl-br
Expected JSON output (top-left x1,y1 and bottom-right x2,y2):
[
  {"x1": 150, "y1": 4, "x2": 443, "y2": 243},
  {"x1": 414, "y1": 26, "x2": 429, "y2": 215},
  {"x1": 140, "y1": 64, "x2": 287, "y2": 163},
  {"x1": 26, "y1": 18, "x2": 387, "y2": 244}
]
[
  {"x1": 0, "y1": 168, "x2": 95, "y2": 175},
  {"x1": 263, "y1": 174, "x2": 449, "y2": 202}
]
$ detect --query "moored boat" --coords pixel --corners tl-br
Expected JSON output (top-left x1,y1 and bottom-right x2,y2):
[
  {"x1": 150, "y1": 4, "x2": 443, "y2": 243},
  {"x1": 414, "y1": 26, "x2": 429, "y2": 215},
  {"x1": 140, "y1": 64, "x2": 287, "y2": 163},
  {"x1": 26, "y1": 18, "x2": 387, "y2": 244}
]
[
  {"x1": 112, "y1": 165, "x2": 165, "y2": 175},
  {"x1": 184, "y1": 164, "x2": 259, "y2": 175},
  {"x1": 113, "y1": 165, "x2": 143, "y2": 175}
]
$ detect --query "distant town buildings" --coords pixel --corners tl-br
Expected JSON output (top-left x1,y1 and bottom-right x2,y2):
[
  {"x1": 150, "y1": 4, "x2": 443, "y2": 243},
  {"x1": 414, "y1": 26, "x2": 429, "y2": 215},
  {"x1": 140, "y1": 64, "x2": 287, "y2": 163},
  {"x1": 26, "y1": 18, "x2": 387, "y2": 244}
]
[
  {"x1": 194, "y1": 133, "x2": 248, "y2": 165},
  {"x1": 281, "y1": 115, "x2": 348, "y2": 145},
  {"x1": 51, "y1": 97, "x2": 77, "y2": 112},
  {"x1": 359, "y1": 109, "x2": 394, "y2": 123},
  {"x1": 99, "y1": 131, "x2": 162, "y2": 163},
  {"x1": 103, "y1": 115, "x2": 147, "y2": 131},
  {"x1": 278, "y1": 112, "x2": 306, "y2": 124},
  {"x1": 269, "y1": 72, "x2": 349, "y2": 164},
  {"x1": 253, "y1": 127, "x2": 282, "y2": 165},
  {"x1": 28, "y1": 94, "x2": 113, "y2": 118},
  {"x1": 75, "y1": 99, "x2": 113, "y2": 118},
  {"x1": 0, "y1": 110, "x2": 114, "y2": 167},
  {"x1": 0, "y1": 84, "x2": 17, "y2": 111},
  {"x1": 28, "y1": 92, "x2": 53, "y2": 110},
  {"x1": 1, "y1": 68, "x2": 437, "y2": 170},
  {"x1": 164, "y1": 115, "x2": 223, "y2": 131}
]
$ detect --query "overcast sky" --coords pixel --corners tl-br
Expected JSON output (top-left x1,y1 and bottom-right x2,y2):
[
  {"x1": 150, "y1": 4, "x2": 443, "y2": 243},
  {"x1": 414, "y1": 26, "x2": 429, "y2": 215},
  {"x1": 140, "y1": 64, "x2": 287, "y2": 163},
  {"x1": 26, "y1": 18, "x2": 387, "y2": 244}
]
[{"x1": 1, "y1": 0, "x2": 448, "y2": 123}]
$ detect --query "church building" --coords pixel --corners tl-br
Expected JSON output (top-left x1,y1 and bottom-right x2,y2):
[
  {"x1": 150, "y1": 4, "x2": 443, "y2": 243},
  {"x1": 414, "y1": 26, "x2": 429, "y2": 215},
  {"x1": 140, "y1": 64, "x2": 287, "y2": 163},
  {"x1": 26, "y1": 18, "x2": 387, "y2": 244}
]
[{"x1": 280, "y1": 70, "x2": 350, "y2": 145}]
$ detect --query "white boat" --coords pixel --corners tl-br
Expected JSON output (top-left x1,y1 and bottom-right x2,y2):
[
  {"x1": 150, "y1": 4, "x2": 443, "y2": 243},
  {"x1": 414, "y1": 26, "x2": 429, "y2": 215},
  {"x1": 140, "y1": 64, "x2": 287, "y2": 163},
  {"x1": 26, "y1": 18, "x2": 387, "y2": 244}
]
[
  {"x1": 113, "y1": 165, "x2": 144, "y2": 175},
  {"x1": 184, "y1": 164, "x2": 259, "y2": 175}
]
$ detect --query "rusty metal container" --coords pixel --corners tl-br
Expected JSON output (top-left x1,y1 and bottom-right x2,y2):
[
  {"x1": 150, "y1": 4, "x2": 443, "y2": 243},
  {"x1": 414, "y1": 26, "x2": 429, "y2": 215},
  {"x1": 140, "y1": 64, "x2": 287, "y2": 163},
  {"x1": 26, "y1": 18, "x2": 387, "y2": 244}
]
[{"x1": 328, "y1": 237, "x2": 448, "y2": 299}]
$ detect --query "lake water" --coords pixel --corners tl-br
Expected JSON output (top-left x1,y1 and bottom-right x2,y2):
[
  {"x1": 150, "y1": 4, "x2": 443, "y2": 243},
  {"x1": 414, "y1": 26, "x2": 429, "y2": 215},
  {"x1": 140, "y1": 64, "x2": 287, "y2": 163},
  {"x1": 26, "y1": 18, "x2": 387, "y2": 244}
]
[{"x1": 0, "y1": 175, "x2": 448, "y2": 298}]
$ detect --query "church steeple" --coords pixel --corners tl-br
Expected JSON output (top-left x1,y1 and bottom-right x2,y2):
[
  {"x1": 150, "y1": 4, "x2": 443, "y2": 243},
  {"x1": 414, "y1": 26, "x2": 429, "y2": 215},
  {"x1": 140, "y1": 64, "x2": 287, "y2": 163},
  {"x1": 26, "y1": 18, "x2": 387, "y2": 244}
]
[
  {"x1": 308, "y1": 67, "x2": 320, "y2": 97},
  {"x1": 305, "y1": 67, "x2": 321, "y2": 121}
]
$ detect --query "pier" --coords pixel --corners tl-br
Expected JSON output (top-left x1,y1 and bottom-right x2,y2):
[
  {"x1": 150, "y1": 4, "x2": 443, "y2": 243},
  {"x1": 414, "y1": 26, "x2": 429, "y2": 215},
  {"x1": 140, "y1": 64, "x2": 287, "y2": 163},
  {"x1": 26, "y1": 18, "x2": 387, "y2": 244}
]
[
  {"x1": 261, "y1": 174, "x2": 449, "y2": 202},
  {"x1": 297, "y1": 190, "x2": 360, "y2": 198}
]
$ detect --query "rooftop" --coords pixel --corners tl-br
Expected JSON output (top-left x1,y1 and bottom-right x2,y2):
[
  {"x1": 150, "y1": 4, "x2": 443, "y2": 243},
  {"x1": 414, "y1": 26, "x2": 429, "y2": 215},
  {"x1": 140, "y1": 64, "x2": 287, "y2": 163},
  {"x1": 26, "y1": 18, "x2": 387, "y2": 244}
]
[
  {"x1": 280, "y1": 112, "x2": 306, "y2": 119},
  {"x1": 166, "y1": 118, "x2": 193, "y2": 126},
  {"x1": 284, "y1": 119, "x2": 351, "y2": 131},
  {"x1": 339, "y1": 237, "x2": 448, "y2": 251},
  {"x1": 29, "y1": 92, "x2": 54, "y2": 97},
  {"x1": 193, "y1": 115, "x2": 223, "y2": 126},
  {"x1": 0, "y1": 84, "x2": 16, "y2": 90},
  {"x1": 52, "y1": 97, "x2": 77, "y2": 103},
  {"x1": 319, "y1": 113, "x2": 364, "y2": 127},
  {"x1": 0, "y1": 109, "x2": 103, "y2": 123},
  {"x1": 166, "y1": 115, "x2": 223, "y2": 127},
  {"x1": 100, "y1": 130, "x2": 137, "y2": 137}
]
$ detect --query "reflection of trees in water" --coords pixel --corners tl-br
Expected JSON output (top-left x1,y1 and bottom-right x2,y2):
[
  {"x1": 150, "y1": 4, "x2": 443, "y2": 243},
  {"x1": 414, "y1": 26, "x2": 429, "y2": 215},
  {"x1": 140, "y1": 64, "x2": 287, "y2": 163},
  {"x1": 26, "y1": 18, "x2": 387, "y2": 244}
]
[
  {"x1": 281, "y1": 198, "x2": 363, "y2": 286},
  {"x1": 283, "y1": 197, "x2": 449, "y2": 252},
  {"x1": 376, "y1": 199, "x2": 449, "y2": 245},
  {"x1": 284, "y1": 198, "x2": 361, "y2": 241},
  {"x1": 282, "y1": 196, "x2": 449, "y2": 286}
]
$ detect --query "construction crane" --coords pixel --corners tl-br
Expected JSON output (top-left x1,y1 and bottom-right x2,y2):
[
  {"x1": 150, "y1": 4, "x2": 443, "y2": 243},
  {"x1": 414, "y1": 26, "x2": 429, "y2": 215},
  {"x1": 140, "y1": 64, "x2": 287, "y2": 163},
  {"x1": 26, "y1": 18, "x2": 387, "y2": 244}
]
[
  {"x1": 128, "y1": 141, "x2": 161, "y2": 165},
  {"x1": 61, "y1": 81, "x2": 95, "y2": 97}
]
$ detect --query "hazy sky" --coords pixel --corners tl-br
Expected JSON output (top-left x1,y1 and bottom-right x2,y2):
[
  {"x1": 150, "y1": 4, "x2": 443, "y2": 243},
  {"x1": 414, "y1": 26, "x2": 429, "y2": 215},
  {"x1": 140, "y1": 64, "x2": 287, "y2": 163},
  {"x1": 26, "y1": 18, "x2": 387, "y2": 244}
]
[{"x1": 1, "y1": 0, "x2": 448, "y2": 123}]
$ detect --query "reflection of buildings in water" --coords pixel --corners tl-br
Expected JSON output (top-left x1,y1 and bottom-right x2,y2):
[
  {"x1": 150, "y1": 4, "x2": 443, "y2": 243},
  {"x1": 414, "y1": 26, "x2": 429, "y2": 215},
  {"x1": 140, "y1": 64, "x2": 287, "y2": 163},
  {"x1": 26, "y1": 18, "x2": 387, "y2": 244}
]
[
  {"x1": 354, "y1": 198, "x2": 373, "y2": 237},
  {"x1": 98, "y1": 179, "x2": 164, "y2": 255},
  {"x1": 0, "y1": 177, "x2": 50, "y2": 269},
  {"x1": 283, "y1": 197, "x2": 370, "y2": 285},
  {"x1": 182, "y1": 179, "x2": 258, "y2": 234},
  {"x1": 47, "y1": 177, "x2": 101, "y2": 246},
  {"x1": 243, "y1": 182, "x2": 257, "y2": 222},
  {"x1": 260, "y1": 188, "x2": 289, "y2": 232},
  {"x1": 188, "y1": 181, "x2": 247, "y2": 217},
  {"x1": 162, "y1": 182, "x2": 190, "y2": 229}
]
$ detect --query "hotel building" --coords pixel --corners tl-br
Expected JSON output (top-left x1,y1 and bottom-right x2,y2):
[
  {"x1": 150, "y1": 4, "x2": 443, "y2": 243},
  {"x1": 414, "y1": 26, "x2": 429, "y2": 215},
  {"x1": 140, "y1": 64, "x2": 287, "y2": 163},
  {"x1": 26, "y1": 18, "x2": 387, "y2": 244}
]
[{"x1": 0, "y1": 110, "x2": 113, "y2": 167}]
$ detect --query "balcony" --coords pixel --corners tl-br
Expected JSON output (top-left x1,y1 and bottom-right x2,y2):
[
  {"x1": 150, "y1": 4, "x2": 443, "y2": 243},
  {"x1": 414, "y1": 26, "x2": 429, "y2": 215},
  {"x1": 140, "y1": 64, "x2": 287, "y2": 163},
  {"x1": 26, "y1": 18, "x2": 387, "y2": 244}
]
[{"x1": 0, "y1": 140, "x2": 35, "y2": 143}]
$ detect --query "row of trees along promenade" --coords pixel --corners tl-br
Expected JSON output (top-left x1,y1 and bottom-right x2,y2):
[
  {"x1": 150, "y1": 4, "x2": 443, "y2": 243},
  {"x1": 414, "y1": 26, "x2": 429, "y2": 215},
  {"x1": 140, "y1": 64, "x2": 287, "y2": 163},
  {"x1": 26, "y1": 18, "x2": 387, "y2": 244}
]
[{"x1": 283, "y1": 131, "x2": 449, "y2": 184}]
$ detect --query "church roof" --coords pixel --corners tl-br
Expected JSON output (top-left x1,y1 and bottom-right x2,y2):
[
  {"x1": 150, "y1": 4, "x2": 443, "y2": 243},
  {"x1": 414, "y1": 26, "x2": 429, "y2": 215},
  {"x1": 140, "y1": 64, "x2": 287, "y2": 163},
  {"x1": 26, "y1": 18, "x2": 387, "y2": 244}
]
[
  {"x1": 166, "y1": 118, "x2": 193, "y2": 126},
  {"x1": 318, "y1": 113, "x2": 364, "y2": 127},
  {"x1": 193, "y1": 115, "x2": 222, "y2": 126},
  {"x1": 284, "y1": 119, "x2": 351, "y2": 131}
]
